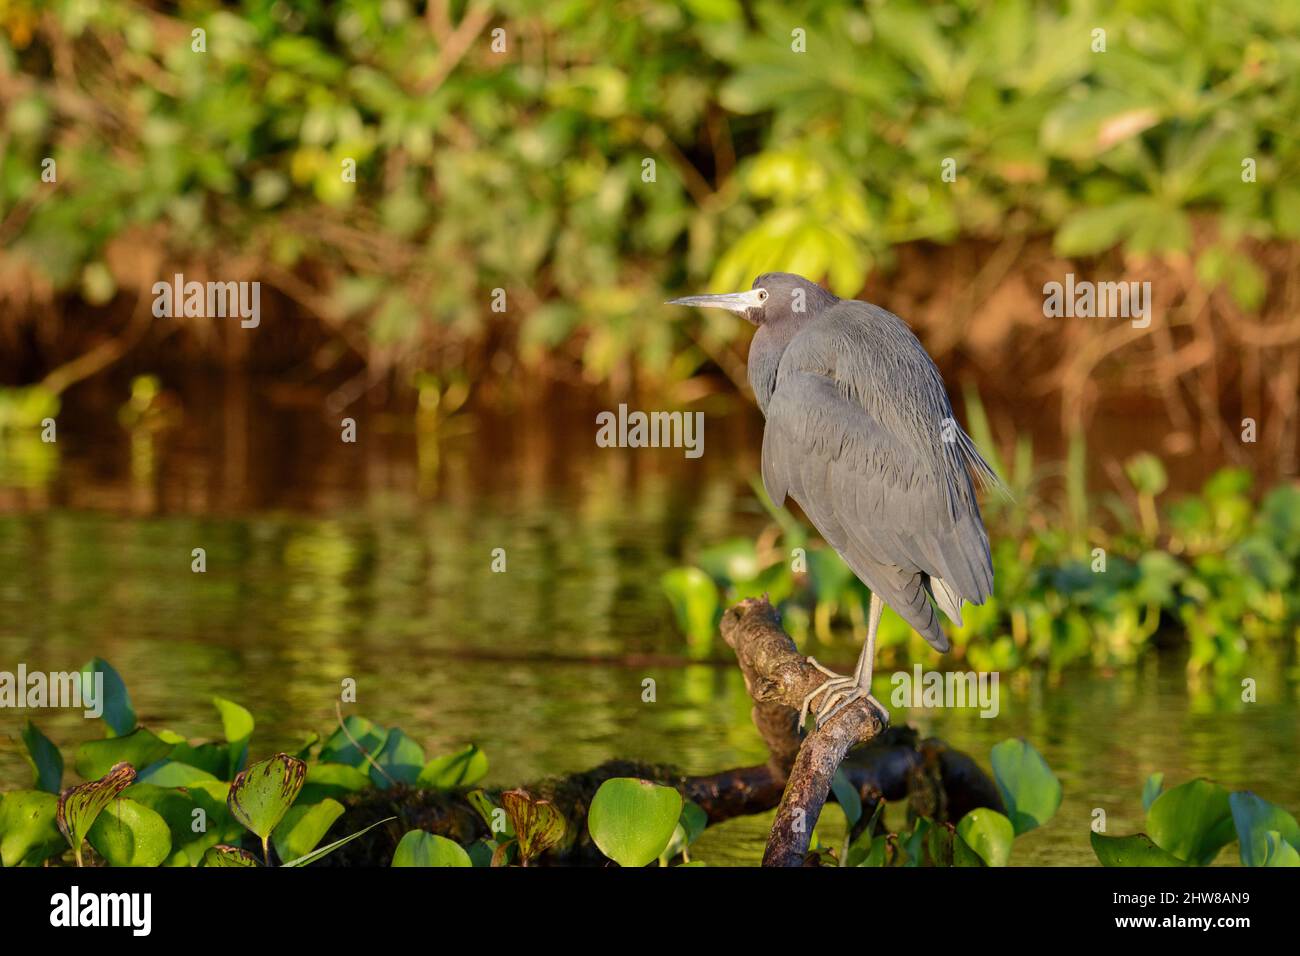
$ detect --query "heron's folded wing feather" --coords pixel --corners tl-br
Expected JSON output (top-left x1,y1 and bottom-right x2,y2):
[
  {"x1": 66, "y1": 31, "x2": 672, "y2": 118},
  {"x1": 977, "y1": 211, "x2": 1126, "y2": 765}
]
[{"x1": 762, "y1": 369, "x2": 990, "y2": 645}]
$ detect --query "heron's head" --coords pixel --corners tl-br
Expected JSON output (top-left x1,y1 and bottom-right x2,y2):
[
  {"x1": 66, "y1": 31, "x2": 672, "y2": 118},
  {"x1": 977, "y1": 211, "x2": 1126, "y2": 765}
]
[{"x1": 666, "y1": 272, "x2": 837, "y2": 326}]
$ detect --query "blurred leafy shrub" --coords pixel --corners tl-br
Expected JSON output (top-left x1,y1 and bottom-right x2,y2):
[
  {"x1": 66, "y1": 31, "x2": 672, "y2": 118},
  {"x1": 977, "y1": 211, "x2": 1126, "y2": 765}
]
[{"x1": 1, "y1": 0, "x2": 1295, "y2": 384}]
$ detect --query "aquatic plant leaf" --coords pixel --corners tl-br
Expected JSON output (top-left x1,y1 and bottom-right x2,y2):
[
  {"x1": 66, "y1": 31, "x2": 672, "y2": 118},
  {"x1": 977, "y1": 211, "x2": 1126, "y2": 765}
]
[
  {"x1": 662, "y1": 800, "x2": 708, "y2": 861},
  {"x1": 299, "y1": 762, "x2": 373, "y2": 803},
  {"x1": 418, "y1": 744, "x2": 488, "y2": 790},
  {"x1": 87, "y1": 797, "x2": 172, "y2": 867},
  {"x1": 990, "y1": 738, "x2": 1061, "y2": 835},
  {"x1": 319, "y1": 715, "x2": 386, "y2": 770},
  {"x1": 391, "y1": 830, "x2": 472, "y2": 867},
  {"x1": 588, "y1": 778, "x2": 682, "y2": 868},
  {"x1": 829, "y1": 769, "x2": 862, "y2": 826},
  {"x1": 1091, "y1": 831, "x2": 1185, "y2": 866},
  {"x1": 1147, "y1": 779, "x2": 1235, "y2": 865},
  {"x1": 501, "y1": 788, "x2": 566, "y2": 864},
  {"x1": 1141, "y1": 772, "x2": 1164, "y2": 813},
  {"x1": 0, "y1": 790, "x2": 64, "y2": 866},
  {"x1": 1229, "y1": 791, "x2": 1300, "y2": 868},
  {"x1": 166, "y1": 741, "x2": 232, "y2": 779},
  {"x1": 57, "y1": 762, "x2": 136, "y2": 864},
  {"x1": 80, "y1": 658, "x2": 135, "y2": 737},
  {"x1": 927, "y1": 821, "x2": 985, "y2": 867},
  {"x1": 1262, "y1": 831, "x2": 1300, "y2": 867},
  {"x1": 74, "y1": 727, "x2": 173, "y2": 780},
  {"x1": 467, "y1": 788, "x2": 514, "y2": 838},
  {"x1": 127, "y1": 783, "x2": 220, "y2": 866},
  {"x1": 272, "y1": 798, "x2": 345, "y2": 863},
  {"x1": 202, "y1": 844, "x2": 261, "y2": 867},
  {"x1": 136, "y1": 761, "x2": 219, "y2": 787},
  {"x1": 371, "y1": 727, "x2": 425, "y2": 787},
  {"x1": 21, "y1": 720, "x2": 63, "y2": 793},
  {"x1": 955, "y1": 808, "x2": 1014, "y2": 867},
  {"x1": 212, "y1": 696, "x2": 254, "y2": 776},
  {"x1": 227, "y1": 753, "x2": 306, "y2": 841},
  {"x1": 280, "y1": 816, "x2": 395, "y2": 867}
]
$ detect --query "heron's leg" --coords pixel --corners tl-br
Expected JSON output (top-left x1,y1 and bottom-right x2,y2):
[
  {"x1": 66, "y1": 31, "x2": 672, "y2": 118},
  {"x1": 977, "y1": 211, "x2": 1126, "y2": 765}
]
[{"x1": 814, "y1": 592, "x2": 889, "y2": 728}]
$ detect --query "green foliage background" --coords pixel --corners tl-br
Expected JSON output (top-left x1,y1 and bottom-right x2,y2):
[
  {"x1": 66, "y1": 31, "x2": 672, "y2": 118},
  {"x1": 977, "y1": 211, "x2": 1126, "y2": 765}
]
[{"x1": 2, "y1": 0, "x2": 1296, "y2": 385}]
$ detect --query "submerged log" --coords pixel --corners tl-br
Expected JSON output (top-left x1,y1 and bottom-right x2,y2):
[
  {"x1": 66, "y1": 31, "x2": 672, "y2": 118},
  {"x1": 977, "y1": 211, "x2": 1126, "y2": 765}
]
[{"x1": 329, "y1": 598, "x2": 1003, "y2": 866}]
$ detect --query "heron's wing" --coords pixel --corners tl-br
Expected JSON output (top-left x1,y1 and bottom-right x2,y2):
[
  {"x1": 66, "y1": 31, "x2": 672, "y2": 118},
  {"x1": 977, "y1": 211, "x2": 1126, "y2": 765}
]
[{"x1": 762, "y1": 364, "x2": 993, "y2": 652}]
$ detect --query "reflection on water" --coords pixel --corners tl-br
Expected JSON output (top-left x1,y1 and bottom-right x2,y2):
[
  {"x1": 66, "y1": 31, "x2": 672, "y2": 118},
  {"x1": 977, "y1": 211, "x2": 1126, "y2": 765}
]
[{"x1": 0, "y1": 375, "x2": 1296, "y2": 865}]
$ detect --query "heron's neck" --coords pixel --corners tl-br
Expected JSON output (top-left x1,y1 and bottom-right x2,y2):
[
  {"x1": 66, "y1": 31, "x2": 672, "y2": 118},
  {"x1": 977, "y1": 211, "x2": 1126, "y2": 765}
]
[{"x1": 748, "y1": 320, "x2": 800, "y2": 416}]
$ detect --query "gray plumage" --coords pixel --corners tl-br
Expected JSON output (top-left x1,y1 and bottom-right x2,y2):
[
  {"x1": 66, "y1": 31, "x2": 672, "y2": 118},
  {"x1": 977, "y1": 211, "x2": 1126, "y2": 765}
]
[{"x1": 671, "y1": 272, "x2": 1002, "y2": 653}]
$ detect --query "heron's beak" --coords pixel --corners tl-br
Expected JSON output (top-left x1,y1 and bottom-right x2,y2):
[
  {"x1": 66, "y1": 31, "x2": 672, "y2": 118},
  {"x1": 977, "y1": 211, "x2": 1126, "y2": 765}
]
[{"x1": 665, "y1": 289, "x2": 766, "y2": 316}]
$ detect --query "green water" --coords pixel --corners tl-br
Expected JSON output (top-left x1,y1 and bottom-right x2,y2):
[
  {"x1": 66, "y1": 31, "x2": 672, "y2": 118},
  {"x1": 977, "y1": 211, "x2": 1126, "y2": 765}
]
[{"x1": 1, "y1": 381, "x2": 1296, "y2": 865}]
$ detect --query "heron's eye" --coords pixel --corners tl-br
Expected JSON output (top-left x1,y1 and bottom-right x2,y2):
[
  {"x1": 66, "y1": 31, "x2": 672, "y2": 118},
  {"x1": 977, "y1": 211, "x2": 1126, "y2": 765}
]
[{"x1": 757, "y1": 289, "x2": 769, "y2": 302}]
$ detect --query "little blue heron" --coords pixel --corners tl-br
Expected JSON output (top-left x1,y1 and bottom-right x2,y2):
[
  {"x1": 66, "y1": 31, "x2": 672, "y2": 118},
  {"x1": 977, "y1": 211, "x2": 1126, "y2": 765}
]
[{"x1": 669, "y1": 272, "x2": 1003, "y2": 729}]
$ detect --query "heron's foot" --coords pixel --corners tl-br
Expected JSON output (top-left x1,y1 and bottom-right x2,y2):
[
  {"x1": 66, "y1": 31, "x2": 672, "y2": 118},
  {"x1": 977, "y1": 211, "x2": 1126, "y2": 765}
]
[
  {"x1": 799, "y1": 659, "x2": 890, "y2": 731},
  {"x1": 799, "y1": 658, "x2": 854, "y2": 730}
]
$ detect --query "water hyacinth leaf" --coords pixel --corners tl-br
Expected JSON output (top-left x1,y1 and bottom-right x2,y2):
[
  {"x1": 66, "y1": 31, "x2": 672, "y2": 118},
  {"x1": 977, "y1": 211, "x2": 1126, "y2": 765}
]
[
  {"x1": 952, "y1": 828, "x2": 986, "y2": 867},
  {"x1": 925, "y1": 820, "x2": 953, "y2": 866},
  {"x1": 80, "y1": 658, "x2": 135, "y2": 737},
  {"x1": 854, "y1": 833, "x2": 892, "y2": 867},
  {"x1": 137, "y1": 761, "x2": 219, "y2": 787},
  {"x1": 901, "y1": 816, "x2": 933, "y2": 867},
  {"x1": 679, "y1": 800, "x2": 708, "y2": 844},
  {"x1": 0, "y1": 790, "x2": 64, "y2": 866},
  {"x1": 588, "y1": 778, "x2": 682, "y2": 868},
  {"x1": 126, "y1": 783, "x2": 220, "y2": 866},
  {"x1": 1262, "y1": 831, "x2": 1300, "y2": 867},
  {"x1": 1091, "y1": 831, "x2": 1186, "y2": 867},
  {"x1": 955, "y1": 808, "x2": 1014, "y2": 867},
  {"x1": 293, "y1": 731, "x2": 320, "y2": 761},
  {"x1": 299, "y1": 762, "x2": 373, "y2": 804},
  {"x1": 391, "y1": 830, "x2": 472, "y2": 867},
  {"x1": 57, "y1": 762, "x2": 136, "y2": 866},
  {"x1": 227, "y1": 753, "x2": 307, "y2": 844},
  {"x1": 319, "y1": 715, "x2": 386, "y2": 770},
  {"x1": 187, "y1": 780, "x2": 244, "y2": 844},
  {"x1": 990, "y1": 738, "x2": 1062, "y2": 835},
  {"x1": 501, "y1": 789, "x2": 566, "y2": 864},
  {"x1": 418, "y1": 744, "x2": 488, "y2": 790},
  {"x1": 74, "y1": 727, "x2": 173, "y2": 780},
  {"x1": 272, "y1": 798, "x2": 345, "y2": 863},
  {"x1": 21, "y1": 721, "x2": 63, "y2": 793},
  {"x1": 1229, "y1": 791, "x2": 1300, "y2": 867},
  {"x1": 212, "y1": 696, "x2": 254, "y2": 777},
  {"x1": 467, "y1": 788, "x2": 513, "y2": 838},
  {"x1": 662, "y1": 799, "x2": 709, "y2": 861},
  {"x1": 371, "y1": 728, "x2": 425, "y2": 788},
  {"x1": 166, "y1": 740, "x2": 233, "y2": 779},
  {"x1": 87, "y1": 798, "x2": 172, "y2": 867},
  {"x1": 202, "y1": 844, "x2": 261, "y2": 867},
  {"x1": 1147, "y1": 779, "x2": 1235, "y2": 866},
  {"x1": 281, "y1": 816, "x2": 395, "y2": 867},
  {"x1": 466, "y1": 839, "x2": 495, "y2": 867},
  {"x1": 1142, "y1": 772, "x2": 1164, "y2": 813},
  {"x1": 917, "y1": 818, "x2": 965, "y2": 867},
  {"x1": 829, "y1": 769, "x2": 863, "y2": 826}
]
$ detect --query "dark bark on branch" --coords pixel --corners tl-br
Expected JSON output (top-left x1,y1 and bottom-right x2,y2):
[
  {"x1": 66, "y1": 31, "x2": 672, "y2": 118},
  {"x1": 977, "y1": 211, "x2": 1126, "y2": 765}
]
[
  {"x1": 329, "y1": 598, "x2": 1002, "y2": 866},
  {"x1": 720, "y1": 597, "x2": 885, "y2": 866}
]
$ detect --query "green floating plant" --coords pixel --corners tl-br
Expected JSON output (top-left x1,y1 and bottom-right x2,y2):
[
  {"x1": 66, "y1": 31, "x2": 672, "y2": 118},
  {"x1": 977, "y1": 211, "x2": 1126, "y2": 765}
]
[
  {"x1": 1093, "y1": 777, "x2": 1299, "y2": 867},
  {"x1": 588, "y1": 778, "x2": 683, "y2": 868}
]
